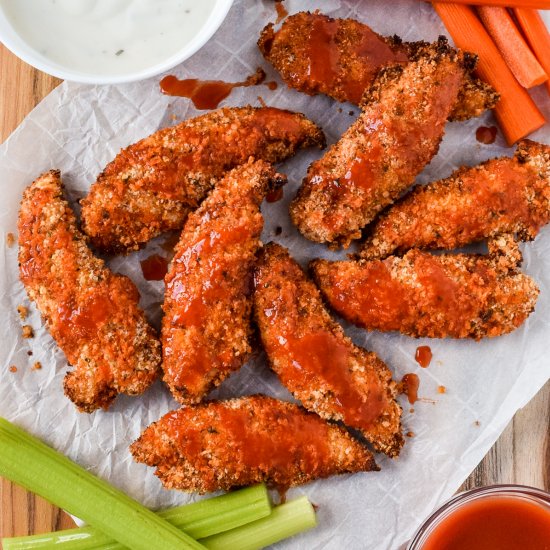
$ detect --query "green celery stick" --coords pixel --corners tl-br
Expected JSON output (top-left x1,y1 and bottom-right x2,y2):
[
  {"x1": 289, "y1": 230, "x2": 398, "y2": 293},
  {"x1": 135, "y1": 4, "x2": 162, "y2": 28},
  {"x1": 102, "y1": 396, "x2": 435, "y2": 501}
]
[
  {"x1": 2, "y1": 485, "x2": 271, "y2": 550},
  {"x1": 201, "y1": 496, "x2": 317, "y2": 550},
  {"x1": 0, "y1": 417, "x2": 204, "y2": 550}
]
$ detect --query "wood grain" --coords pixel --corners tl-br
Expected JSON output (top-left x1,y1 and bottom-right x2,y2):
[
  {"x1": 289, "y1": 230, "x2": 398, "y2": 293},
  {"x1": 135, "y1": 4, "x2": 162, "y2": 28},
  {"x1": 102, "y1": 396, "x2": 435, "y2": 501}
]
[{"x1": 1, "y1": 41, "x2": 549, "y2": 546}]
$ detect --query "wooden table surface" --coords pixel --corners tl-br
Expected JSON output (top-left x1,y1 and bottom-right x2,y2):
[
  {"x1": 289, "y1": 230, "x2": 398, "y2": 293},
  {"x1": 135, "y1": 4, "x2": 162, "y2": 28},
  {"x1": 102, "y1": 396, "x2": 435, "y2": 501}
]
[{"x1": 1, "y1": 42, "x2": 549, "y2": 546}]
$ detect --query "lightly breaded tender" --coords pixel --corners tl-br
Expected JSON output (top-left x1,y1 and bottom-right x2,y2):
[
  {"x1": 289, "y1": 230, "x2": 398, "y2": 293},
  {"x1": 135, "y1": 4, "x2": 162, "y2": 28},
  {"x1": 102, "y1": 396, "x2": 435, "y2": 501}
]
[
  {"x1": 253, "y1": 243, "x2": 403, "y2": 457},
  {"x1": 162, "y1": 160, "x2": 286, "y2": 404},
  {"x1": 18, "y1": 171, "x2": 161, "y2": 412},
  {"x1": 362, "y1": 139, "x2": 550, "y2": 260},
  {"x1": 290, "y1": 37, "x2": 474, "y2": 247},
  {"x1": 311, "y1": 235, "x2": 539, "y2": 340},
  {"x1": 130, "y1": 395, "x2": 378, "y2": 493},
  {"x1": 80, "y1": 107, "x2": 324, "y2": 252},
  {"x1": 258, "y1": 12, "x2": 498, "y2": 121}
]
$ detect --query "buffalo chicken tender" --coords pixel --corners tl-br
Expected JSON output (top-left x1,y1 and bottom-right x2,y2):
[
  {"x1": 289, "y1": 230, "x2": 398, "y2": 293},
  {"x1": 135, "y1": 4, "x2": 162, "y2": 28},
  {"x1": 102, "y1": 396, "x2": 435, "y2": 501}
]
[
  {"x1": 253, "y1": 244, "x2": 403, "y2": 457},
  {"x1": 312, "y1": 236, "x2": 538, "y2": 340},
  {"x1": 362, "y1": 140, "x2": 550, "y2": 260},
  {"x1": 130, "y1": 395, "x2": 378, "y2": 493},
  {"x1": 258, "y1": 12, "x2": 498, "y2": 121},
  {"x1": 18, "y1": 171, "x2": 160, "y2": 412},
  {"x1": 80, "y1": 106, "x2": 325, "y2": 252},
  {"x1": 162, "y1": 160, "x2": 286, "y2": 404},
  {"x1": 290, "y1": 38, "x2": 473, "y2": 247}
]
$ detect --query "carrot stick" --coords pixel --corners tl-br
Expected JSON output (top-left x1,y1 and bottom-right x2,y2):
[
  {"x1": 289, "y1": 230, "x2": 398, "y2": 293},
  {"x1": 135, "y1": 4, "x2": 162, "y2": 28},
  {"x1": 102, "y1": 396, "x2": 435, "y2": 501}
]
[
  {"x1": 428, "y1": 0, "x2": 550, "y2": 8},
  {"x1": 513, "y1": 8, "x2": 550, "y2": 95},
  {"x1": 478, "y1": 7, "x2": 547, "y2": 88},
  {"x1": 433, "y1": 3, "x2": 546, "y2": 145}
]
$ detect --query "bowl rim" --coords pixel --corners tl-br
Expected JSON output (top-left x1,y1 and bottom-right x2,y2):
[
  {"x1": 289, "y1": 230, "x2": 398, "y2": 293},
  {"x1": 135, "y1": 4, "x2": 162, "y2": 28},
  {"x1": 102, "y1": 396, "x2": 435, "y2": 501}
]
[
  {"x1": 406, "y1": 484, "x2": 550, "y2": 549},
  {"x1": 0, "y1": 0, "x2": 234, "y2": 84}
]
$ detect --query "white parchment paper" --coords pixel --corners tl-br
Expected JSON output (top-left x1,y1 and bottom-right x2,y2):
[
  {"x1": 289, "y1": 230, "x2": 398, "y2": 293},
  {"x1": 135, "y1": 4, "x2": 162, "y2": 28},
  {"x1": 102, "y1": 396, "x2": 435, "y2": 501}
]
[{"x1": 1, "y1": 1, "x2": 550, "y2": 548}]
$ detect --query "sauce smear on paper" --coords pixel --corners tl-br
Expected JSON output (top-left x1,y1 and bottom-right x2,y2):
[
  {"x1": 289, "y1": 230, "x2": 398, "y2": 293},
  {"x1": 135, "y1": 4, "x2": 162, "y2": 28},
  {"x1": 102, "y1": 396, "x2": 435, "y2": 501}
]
[
  {"x1": 274, "y1": 1, "x2": 288, "y2": 23},
  {"x1": 402, "y1": 373, "x2": 419, "y2": 404},
  {"x1": 160, "y1": 68, "x2": 267, "y2": 109},
  {"x1": 140, "y1": 254, "x2": 169, "y2": 281},
  {"x1": 476, "y1": 126, "x2": 498, "y2": 144},
  {"x1": 421, "y1": 495, "x2": 550, "y2": 550}
]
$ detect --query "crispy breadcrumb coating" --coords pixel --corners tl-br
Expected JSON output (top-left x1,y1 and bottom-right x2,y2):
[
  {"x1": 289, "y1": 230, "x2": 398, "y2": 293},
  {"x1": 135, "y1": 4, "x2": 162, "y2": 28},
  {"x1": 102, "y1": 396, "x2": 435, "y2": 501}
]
[
  {"x1": 290, "y1": 38, "x2": 473, "y2": 247},
  {"x1": 130, "y1": 395, "x2": 378, "y2": 493},
  {"x1": 18, "y1": 171, "x2": 161, "y2": 412},
  {"x1": 362, "y1": 139, "x2": 550, "y2": 260},
  {"x1": 253, "y1": 243, "x2": 403, "y2": 457},
  {"x1": 311, "y1": 235, "x2": 538, "y2": 340},
  {"x1": 80, "y1": 107, "x2": 324, "y2": 252},
  {"x1": 162, "y1": 160, "x2": 286, "y2": 404},
  {"x1": 258, "y1": 12, "x2": 498, "y2": 121}
]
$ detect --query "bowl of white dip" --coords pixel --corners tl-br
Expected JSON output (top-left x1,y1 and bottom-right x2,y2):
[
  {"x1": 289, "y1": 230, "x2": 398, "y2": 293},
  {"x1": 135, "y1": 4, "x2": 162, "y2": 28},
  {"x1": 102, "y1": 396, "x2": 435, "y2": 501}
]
[{"x1": 0, "y1": 0, "x2": 233, "y2": 84}]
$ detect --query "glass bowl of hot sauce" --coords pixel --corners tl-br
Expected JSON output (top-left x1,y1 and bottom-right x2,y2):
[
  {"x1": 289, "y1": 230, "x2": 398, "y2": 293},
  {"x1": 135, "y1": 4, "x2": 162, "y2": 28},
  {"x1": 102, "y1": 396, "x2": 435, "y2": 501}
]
[{"x1": 407, "y1": 485, "x2": 550, "y2": 550}]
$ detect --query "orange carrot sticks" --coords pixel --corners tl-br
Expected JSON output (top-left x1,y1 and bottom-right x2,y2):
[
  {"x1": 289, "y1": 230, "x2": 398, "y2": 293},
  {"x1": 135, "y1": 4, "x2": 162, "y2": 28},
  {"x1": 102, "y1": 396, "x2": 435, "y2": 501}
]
[
  {"x1": 429, "y1": 0, "x2": 550, "y2": 7},
  {"x1": 478, "y1": 6, "x2": 547, "y2": 88},
  {"x1": 513, "y1": 8, "x2": 550, "y2": 95},
  {"x1": 433, "y1": 3, "x2": 545, "y2": 145}
]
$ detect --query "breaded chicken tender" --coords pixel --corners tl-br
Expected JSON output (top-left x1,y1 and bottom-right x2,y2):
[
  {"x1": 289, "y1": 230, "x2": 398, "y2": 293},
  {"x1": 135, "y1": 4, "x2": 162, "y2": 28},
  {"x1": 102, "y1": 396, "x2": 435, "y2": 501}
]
[
  {"x1": 311, "y1": 235, "x2": 538, "y2": 340},
  {"x1": 362, "y1": 140, "x2": 550, "y2": 260},
  {"x1": 258, "y1": 12, "x2": 498, "y2": 121},
  {"x1": 80, "y1": 107, "x2": 324, "y2": 252},
  {"x1": 18, "y1": 171, "x2": 160, "y2": 412},
  {"x1": 253, "y1": 244, "x2": 403, "y2": 457},
  {"x1": 162, "y1": 160, "x2": 286, "y2": 404},
  {"x1": 290, "y1": 38, "x2": 473, "y2": 247},
  {"x1": 130, "y1": 395, "x2": 378, "y2": 493}
]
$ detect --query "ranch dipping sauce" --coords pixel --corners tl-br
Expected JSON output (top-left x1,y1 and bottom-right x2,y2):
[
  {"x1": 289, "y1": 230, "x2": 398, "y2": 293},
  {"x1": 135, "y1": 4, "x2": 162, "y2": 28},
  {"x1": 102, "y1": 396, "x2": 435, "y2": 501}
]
[{"x1": 0, "y1": 0, "x2": 216, "y2": 75}]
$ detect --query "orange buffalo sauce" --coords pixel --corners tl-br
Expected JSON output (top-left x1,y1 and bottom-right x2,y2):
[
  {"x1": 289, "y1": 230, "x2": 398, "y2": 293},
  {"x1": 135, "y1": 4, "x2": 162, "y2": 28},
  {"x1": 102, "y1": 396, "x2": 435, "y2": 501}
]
[{"x1": 421, "y1": 496, "x2": 550, "y2": 550}]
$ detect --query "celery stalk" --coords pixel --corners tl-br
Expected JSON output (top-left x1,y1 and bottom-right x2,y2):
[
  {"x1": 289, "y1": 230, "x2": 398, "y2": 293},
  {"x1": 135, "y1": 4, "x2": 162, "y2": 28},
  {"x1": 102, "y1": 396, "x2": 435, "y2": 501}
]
[
  {"x1": 201, "y1": 496, "x2": 317, "y2": 550},
  {"x1": 2, "y1": 485, "x2": 271, "y2": 550},
  {"x1": 0, "y1": 417, "x2": 205, "y2": 550}
]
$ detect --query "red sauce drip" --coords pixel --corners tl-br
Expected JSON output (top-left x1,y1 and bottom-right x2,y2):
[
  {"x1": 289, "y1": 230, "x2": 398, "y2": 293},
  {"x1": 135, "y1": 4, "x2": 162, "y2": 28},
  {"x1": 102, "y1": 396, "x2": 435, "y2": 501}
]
[
  {"x1": 281, "y1": 331, "x2": 386, "y2": 430},
  {"x1": 266, "y1": 187, "x2": 284, "y2": 203},
  {"x1": 438, "y1": 385, "x2": 446, "y2": 394},
  {"x1": 421, "y1": 495, "x2": 550, "y2": 550},
  {"x1": 402, "y1": 373, "x2": 419, "y2": 404},
  {"x1": 476, "y1": 125, "x2": 497, "y2": 144},
  {"x1": 9, "y1": 366, "x2": 17, "y2": 373},
  {"x1": 274, "y1": 1, "x2": 288, "y2": 24},
  {"x1": 160, "y1": 68, "x2": 266, "y2": 110},
  {"x1": 415, "y1": 345, "x2": 432, "y2": 368},
  {"x1": 140, "y1": 254, "x2": 169, "y2": 281},
  {"x1": 266, "y1": 81, "x2": 278, "y2": 91}
]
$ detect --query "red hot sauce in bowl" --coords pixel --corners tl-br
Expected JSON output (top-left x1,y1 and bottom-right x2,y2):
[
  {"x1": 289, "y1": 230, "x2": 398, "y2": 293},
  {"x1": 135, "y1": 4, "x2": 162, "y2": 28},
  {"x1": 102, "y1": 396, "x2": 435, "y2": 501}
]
[{"x1": 408, "y1": 485, "x2": 550, "y2": 550}]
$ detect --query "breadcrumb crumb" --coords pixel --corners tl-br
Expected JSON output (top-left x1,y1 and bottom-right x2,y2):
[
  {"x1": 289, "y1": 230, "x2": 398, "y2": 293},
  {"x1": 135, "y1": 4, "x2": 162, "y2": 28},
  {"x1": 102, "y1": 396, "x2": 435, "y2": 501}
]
[{"x1": 21, "y1": 325, "x2": 34, "y2": 338}]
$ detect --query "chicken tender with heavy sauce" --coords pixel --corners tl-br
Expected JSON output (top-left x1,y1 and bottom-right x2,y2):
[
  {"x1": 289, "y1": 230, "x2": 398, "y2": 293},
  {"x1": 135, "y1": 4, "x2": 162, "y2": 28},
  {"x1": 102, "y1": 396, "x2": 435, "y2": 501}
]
[
  {"x1": 130, "y1": 395, "x2": 378, "y2": 493},
  {"x1": 258, "y1": 12, "x2": 498, "y2": 121},
  {"x1": 254, "y1": 244, "x2": 403, "y2": 457},
  {"x1": 290, "y1": 38, "x2": 474, "y2": 247},
  {"x1": 18, "y1": 171, "x2": 160, "y2": 412},
  {"x1": 81, "y1": 107, "x2": 324, "y2": 252},
  {"x1": 162, "y1": 160, "x2": 286, "y2": 404},
  {"x1": 312, "y1": 236, "x2": 538, "y2": 340},
  {"x1": 362, "y1": 140, "x2": 550, "y2": 260}
]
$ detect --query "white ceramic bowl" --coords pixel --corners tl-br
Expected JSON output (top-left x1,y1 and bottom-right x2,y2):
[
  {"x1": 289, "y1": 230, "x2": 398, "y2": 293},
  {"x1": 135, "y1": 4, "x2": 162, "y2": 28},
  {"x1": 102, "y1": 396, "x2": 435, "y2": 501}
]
[{"x1": 0, "y1": 0, "x2": 233, "y2": 84}]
